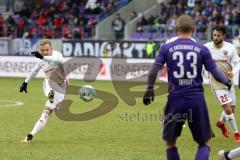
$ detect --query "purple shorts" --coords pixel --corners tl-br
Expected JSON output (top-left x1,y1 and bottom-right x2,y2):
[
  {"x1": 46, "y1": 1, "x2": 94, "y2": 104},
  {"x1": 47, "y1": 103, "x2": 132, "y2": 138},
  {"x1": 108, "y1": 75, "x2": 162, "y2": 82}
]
[{"x1": 162, "y1": 95, "x2": 211, "y2": 144}]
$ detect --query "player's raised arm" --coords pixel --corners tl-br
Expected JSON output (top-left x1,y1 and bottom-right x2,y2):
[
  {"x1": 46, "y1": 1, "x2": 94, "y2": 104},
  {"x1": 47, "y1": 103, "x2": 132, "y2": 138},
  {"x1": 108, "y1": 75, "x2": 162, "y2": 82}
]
[
  {"x1": 42, "y1": 54, "x2": 63, "y2": 63},
  {"x1": 31, "y1": 51, "x2": 63, "y2": 63},
  {"x1": 31, "y1": 39, "x2": 64, "y2": 63}
]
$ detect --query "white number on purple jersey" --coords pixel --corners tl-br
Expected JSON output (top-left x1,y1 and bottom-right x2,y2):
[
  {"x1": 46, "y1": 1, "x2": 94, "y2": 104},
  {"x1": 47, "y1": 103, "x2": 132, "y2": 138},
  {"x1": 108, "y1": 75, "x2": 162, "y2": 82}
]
[{"x1": 173, "y1": 51, "x2": 197, "y2": 79}]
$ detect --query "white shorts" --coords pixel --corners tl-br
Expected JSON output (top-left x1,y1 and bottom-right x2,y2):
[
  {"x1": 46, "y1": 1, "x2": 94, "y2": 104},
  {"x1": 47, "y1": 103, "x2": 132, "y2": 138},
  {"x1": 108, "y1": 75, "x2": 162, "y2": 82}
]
[
  {"x1": 213, "y1": 87, "x2": 236, "y2": 105},
  {"x1": 43, "y1": 79, "x2": 68, "y2": 110}
]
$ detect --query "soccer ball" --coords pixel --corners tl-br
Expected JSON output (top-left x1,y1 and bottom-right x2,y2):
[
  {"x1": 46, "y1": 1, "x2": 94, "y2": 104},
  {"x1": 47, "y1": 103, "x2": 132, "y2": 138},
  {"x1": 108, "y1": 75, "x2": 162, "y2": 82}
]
[{"x1": 79, "y1": 85, "x2": 96, "y2": 102}]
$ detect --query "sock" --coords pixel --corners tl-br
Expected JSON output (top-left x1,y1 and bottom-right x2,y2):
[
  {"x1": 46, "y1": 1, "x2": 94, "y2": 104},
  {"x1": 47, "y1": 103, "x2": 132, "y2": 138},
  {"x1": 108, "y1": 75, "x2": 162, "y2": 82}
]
[
  {"x1": 30, "y1": 112, "x2": 50, "y2": 136},
  {"x1": 220, "y1": 111, "x2": 226, "y2": 123},
  {"x1": 195, "y1": 145, "x2": 210, "y2": 160},
  {"x1": 225, "y1": 113, "x2": 238, "y2": 133},
  {"x1": 228, "y1": 147, "x2": 240, "y2": 159},
  {"x1": 166, "y1": 147, "x2": 180, "y2": 160}
]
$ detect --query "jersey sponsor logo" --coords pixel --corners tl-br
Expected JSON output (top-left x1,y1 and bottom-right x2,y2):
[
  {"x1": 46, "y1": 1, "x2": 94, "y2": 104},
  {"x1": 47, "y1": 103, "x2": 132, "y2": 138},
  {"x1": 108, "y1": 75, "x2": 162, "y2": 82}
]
[
  {"x1": 215, "y1": 59, "x2": 228, "y2": 63},
  {"x1": 223, "y1": 50, "x2": 228, "y2": 56},
  {"x1": 44, "y1": 68, "x2": 54, "y2": 74}
]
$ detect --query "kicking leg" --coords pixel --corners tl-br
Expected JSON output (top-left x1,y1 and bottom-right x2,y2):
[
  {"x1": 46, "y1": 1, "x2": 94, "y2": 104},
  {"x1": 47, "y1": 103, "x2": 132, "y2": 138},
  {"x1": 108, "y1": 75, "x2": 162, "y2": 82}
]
[{"x1": 21, "y1": 107, "x2": 53, "y2": 143}]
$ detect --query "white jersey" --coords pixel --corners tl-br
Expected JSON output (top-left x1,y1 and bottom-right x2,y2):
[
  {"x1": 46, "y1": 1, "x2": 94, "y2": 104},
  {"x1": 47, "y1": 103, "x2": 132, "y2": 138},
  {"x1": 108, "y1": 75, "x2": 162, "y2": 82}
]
[
  {"x1": 25, "y1": 50, "x2": 66, "y2": 89},
  {"x1": 204, "y1": 41, "x2": 240, "y2": 89},
  {"x1": 25, "y1": 50, "x2": 67, "y2": 110}
]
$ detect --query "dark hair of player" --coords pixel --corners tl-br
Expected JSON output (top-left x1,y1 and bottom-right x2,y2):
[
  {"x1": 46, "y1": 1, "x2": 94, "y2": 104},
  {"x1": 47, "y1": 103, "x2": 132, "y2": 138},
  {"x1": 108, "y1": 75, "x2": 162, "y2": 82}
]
[{"x1": 212, "y1": 25, "x2": 227, "y2": 35}]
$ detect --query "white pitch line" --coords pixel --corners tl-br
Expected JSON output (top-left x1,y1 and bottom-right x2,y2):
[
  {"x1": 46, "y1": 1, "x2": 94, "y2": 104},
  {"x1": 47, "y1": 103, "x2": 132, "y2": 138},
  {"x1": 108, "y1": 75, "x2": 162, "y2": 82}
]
[{"x1": 0, "y1": 99, "x2": 24, "y2": 107}]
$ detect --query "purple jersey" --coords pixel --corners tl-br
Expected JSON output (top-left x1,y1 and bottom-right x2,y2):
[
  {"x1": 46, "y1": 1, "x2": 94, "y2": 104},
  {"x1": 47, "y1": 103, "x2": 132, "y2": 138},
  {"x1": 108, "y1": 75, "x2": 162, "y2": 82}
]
[{"x1": 155, "y1": 37, "x2": 216, "y2": 97}]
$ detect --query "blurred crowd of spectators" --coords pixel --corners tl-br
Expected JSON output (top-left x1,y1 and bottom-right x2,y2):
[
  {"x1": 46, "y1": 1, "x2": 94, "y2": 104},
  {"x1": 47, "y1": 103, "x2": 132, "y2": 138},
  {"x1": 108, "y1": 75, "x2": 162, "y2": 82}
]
[
  {"x1": 0, "y1": 0, "x2": 129, "y2": 39},
  {"x1": 2, "y1": 0, "x2": 239, "y2": 40},
  {"x1": 134, "y1": 0, "x2": 240, "y2": 38}
]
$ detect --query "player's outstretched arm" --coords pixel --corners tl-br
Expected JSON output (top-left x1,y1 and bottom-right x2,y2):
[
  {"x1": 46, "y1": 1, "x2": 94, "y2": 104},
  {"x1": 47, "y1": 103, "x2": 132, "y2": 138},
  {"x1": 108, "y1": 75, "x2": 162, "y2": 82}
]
[
  {"x1": 143, "y1": 44, "x2": 166, "y2": 106},
  {"x1": 31, "y1": 51, "x2": 43, "y2": 59},
  {"x1": 31, "y1": 51, "x2": 63, "y2": 63},
  {"x1": 143, "y1": 64, "x2": 162, "y2": 105},
  {"x1": 19, "y1": 63, "x2": 41, "y2": 93},
  {"x1": 42, "y1": 55, "x2": 63, "y2": 63},
  {"x1": 209, "y1": 67, "x2": 232, "y2": 90},
  {"x1": 203, "y1": 47, "x2": 232, "y2": 90}
]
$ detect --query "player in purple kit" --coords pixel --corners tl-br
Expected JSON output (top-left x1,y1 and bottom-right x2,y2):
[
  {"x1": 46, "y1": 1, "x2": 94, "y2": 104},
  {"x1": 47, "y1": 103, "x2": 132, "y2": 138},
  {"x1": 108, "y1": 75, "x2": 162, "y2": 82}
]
[{"x1": 143, "y1": 15, "x2": 232, "y2": 160}]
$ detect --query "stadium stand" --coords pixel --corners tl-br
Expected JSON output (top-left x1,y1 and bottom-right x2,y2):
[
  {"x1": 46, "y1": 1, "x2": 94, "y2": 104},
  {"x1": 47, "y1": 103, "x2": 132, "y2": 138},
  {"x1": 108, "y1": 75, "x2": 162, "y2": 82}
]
[
  {"x1": 0, "y1": 0, "x2": 131, "y2": 39},
  {"x1": 129, "y1": 0, "x2": 240, "y2": 41},
  {"x1": 0, "y1": 0, "x2": 239, "y2": 42}
]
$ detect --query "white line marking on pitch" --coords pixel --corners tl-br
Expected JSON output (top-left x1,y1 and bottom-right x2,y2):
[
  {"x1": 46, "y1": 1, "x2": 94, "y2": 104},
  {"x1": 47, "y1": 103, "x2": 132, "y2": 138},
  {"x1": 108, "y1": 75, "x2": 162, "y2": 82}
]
[{"x1": 0, "y1": 100, "x2": 24, "y2": 107}]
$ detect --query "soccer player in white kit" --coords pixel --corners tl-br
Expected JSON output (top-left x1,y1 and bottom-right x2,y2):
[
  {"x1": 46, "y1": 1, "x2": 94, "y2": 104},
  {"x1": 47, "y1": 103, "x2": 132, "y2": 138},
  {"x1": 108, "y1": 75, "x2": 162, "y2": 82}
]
[
  {"x1": 218, "y1": 27, "x2": 240, "y2": 160},
  {"x1": 19, "y1": 39, "x2": 68, "y2": 143},
  {"x1": 205, "y1": 25, "x2": 240, "y2": 142}
]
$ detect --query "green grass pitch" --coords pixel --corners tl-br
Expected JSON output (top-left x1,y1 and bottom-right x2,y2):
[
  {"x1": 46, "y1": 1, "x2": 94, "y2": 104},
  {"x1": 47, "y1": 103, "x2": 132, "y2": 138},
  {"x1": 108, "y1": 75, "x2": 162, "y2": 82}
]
[{"x1": 0, "y1": 77, "x2": 240, "y2": 160}]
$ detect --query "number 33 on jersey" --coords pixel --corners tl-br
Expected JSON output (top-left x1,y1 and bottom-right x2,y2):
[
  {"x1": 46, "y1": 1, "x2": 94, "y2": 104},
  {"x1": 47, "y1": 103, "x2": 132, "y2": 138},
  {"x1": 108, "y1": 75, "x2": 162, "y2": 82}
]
[{"x1": 154, "y1": 37, "x2": 217, "y2": 96}]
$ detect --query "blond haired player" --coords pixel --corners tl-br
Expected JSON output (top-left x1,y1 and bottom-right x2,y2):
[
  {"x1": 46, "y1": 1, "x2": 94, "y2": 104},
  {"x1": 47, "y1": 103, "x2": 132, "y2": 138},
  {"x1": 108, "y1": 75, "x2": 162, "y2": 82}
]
[
  {"x1": 19, "y1": 39, "x2": 68, "y2": 143},
  {"x1": 205, "y1": 25, "x2": 240, "y2": 142}
]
